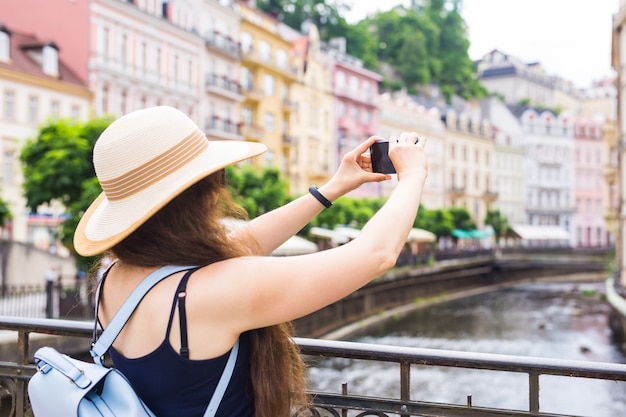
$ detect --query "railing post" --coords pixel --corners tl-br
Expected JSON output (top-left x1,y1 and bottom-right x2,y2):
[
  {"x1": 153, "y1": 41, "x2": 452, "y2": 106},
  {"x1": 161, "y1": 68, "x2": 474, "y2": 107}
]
[
  {"x1": 16, "y1": 329, "x2": 30, "y2": 417},
  {"x1": 400, "y1": 360, "x2": 410, "y2": 417},
  {"x1": 529, "y1": 371, "x2": 540, "y2": 413}
]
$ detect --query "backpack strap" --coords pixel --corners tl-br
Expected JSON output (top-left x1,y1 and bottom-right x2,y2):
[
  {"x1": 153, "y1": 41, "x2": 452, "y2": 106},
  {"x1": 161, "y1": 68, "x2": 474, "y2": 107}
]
[
  {"x1": 90, "y1": 265, "x2": 196, "y2": 365},
  {"x1": 204, "y1": 338, "x2": 239, "y2": 417}
]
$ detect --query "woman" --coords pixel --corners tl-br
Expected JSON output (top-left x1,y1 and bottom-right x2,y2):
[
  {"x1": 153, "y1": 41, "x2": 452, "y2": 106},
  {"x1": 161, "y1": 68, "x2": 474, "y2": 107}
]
[{"x1": 73, "y1": 106, "x2": 428, "y2": 417}]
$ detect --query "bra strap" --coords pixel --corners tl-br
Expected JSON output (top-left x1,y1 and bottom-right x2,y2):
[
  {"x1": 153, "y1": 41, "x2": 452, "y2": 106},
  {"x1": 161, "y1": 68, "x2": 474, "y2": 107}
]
[{"x1": 175, "y1": 268, "x2": 198, "y2": 358}]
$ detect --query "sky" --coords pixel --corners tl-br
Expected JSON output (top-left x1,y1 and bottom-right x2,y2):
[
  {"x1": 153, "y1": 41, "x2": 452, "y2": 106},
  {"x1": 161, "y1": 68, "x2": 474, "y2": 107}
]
[{"x1": 341, "y1": 0, "x2": 619, "y2": 88}]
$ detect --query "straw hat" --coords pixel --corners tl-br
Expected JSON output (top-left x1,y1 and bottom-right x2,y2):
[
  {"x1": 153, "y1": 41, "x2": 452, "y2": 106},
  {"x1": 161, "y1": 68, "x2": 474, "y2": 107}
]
[{"x1": 73, "y1": 106, "x2": 267, "y2": 256}]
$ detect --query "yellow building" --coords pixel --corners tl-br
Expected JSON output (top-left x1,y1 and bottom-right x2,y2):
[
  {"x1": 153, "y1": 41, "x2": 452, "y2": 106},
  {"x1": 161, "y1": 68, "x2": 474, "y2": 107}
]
[
  {"x1": 287, "y1": 24, "x2": 335, "y2": 195},
  {"x1": 238, "y1": 1, "x2": 297, "y2": 172}
]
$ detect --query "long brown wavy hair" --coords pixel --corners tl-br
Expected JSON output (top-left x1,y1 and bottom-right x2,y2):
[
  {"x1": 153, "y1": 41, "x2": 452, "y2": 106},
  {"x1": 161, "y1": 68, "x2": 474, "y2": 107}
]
[{"x1": 108, "y1": 170, "x2": 309, "y2": 417}]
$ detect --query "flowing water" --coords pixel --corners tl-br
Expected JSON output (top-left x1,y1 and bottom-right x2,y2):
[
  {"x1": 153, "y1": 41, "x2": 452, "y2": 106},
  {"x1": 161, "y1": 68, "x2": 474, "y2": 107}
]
[{"x1": 307, "y1": 281, "x2": 626, "y2": 416}]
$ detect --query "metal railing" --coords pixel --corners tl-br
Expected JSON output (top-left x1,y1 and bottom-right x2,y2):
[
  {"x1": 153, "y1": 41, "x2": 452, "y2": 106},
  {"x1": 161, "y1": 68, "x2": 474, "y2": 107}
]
[{"x1": 0, "y1": 317, "x2": 625, "y2": 416}]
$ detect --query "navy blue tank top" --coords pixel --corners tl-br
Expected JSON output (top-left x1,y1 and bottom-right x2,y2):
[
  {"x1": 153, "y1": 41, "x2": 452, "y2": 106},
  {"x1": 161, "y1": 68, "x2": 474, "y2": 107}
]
[{"x1": 108, "y1": 270, "x2": 255, "y2": 417}]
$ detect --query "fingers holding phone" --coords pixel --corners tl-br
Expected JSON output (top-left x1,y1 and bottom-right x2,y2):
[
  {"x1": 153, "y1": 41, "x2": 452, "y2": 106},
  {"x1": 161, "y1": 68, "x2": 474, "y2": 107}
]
[{"x1": 370, "y1": 132, "x2": 426, "y2": 179}]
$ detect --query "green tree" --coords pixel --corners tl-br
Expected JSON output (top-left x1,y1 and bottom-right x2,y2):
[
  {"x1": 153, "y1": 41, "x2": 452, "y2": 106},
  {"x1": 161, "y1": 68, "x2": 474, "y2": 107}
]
[
  {"x1": 225, "y1": 165, "x2": 291, "y2": 218},
  {"x1": 484, "y1": 209, "x2": 510, "y2": 246},
  {"x1": 256, "y1": 0, "x2": 350, "y2": 38},
  {"x1": 20, "y1": 117, "x2": 112, "y2": 269},
  {"x1": 415, "y1": 207, "x2": 454, "y2": 238},
  {"x1": 21, "y1": 117, "x2": 112, "y2": 210},
  {"x1": 447, "y1": 207, "x2": 476, "y2": 231}
]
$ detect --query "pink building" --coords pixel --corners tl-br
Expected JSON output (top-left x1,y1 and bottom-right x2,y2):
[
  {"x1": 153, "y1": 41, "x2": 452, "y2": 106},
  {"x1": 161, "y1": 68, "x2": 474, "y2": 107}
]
[
  {"x1": 323, "y1": 39, "x2": 382, "y2": 198},
  {"x1": 0, "y1": 0, "x2": 203, "y2": 122},
  {"x1": 573, "y1": 117, "x2": 609, "y2": 247}
]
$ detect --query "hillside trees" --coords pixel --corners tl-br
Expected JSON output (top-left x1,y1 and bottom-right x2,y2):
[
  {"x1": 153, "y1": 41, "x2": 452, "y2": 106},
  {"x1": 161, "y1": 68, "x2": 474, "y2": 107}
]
[{"x1": 257, "y1": 0, "x2": 487, "y2": 100}]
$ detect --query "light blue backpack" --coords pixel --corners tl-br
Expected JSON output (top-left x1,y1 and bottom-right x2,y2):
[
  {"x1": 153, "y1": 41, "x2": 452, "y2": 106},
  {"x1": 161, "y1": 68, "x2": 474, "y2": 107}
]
[{"x1": 28, "y1": 265, "x2": 239, "y2": 417}]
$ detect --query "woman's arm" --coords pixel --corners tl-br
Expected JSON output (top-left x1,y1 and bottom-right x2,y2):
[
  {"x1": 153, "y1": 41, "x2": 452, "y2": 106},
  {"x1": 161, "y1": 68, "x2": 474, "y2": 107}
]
[
  {"x1": 231, "y1": 136, "x2": 390, "y2": 255},
  {"x1": 195, "y1": 132, "x2": 428, "y2": 334}
]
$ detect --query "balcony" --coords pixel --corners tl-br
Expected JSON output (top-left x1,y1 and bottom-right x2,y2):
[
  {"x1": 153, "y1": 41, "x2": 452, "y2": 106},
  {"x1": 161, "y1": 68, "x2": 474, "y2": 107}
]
[
  {"x1": 205, "y1": 30, "x2": 240, "y2": 59},
  {"x1": 241, "y1": 49, "x2": 297, "y2": 80},
  {"x1": 241, "y1": 124, "x2": 265, "y2": 141},
  {"x1": 447, "y1": 186, "x2": 465, "y2": 198},
  {"x1": 282, "y1": 133, "x2": 297, "y2": 145},
  {"x1": 482, "y1": 189, "x2": 498, "y2": 202},
  {"x1": 242, "y1": 84, "x2": 265, "y2": 103},
  {"x1": 205, "y1": 73, "x2": 244, "y2": 101},
  {"x1": 335, "y1": 87, "x2": 377, "y2": 107},
  {"x1": 3, "y1": 316, "x2": 626, "y2": 416},
  {"x1": 204, "y1": 116, "x2": 243, "y2": 141},
  {"x1": 282, "y1": 98, "x2": 298, "y2": 113}
]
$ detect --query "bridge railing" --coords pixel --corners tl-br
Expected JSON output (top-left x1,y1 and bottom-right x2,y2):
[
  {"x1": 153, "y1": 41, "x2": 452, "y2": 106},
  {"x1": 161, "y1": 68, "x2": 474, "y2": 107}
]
[{"x1": 0, "y1": 316, "x2": 625, "y2": 417}]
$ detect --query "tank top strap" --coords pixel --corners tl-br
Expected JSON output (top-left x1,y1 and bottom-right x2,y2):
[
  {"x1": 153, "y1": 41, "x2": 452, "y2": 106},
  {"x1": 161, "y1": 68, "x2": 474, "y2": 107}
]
[{"x1": 164, "y1": 268, "x2": 199, "y2": 358}]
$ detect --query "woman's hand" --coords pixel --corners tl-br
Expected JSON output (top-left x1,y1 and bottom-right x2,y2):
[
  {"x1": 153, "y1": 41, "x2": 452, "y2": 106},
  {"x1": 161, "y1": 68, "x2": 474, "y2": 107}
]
[
  {"x1": 388, "y1": 131, "x2": 428, "y2": 182},
  {"x1": 326, "y1": 136, "x2": 391, "y2": 196}
]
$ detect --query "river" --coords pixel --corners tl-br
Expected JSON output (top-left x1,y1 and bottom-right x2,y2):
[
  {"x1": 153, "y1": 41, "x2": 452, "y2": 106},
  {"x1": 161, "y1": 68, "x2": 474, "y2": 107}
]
[{"x1": 307, "y1": 281, "x2": 626, "y2": 416}]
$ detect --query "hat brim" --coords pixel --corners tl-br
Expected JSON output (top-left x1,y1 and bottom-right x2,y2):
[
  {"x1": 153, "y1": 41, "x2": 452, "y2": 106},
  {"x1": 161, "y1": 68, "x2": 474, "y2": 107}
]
[{"x1": 73, "y1": 140, "x2": 266, "y2": 257}]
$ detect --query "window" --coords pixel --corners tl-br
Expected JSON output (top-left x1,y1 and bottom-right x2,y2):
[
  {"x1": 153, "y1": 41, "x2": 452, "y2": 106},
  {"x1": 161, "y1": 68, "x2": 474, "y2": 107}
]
[
  {"x1": 50, "y1": 100, "x2": 60, "y2": 120},
  {"x1": 4, "y1": 91, "x2": 14, "y2": 120},
  {"x1": 119, "y1": 90, "x2": 127, "y2": 116},
  {"x1": 349, "y1": 75, "x2": 358, "y2": 92},
  {"x1": 28, "y1": 96, "x2": 38, "y2": 124},
  {"x1": 42, "y1": 45, "x2": 59, "y2": 75},
  {"x1": 241, "y1": 67, "x2": 252, "y2": 91},
  {"x1": 102, "y1": 27, "x2": 110, "y2": 58},
  {"x1": 351, "y1": 106, "x2": 358, "y2": 120},
  {"x1": 265, "y1": 149, "x2": 274, "y2": 168},
  {"x1": 0, "y1": 30, "x2": 9, "y2": 61},
  {"x1": 259, "y1": 41, "x2": 271, "y2": 61},
  {"x1": 71, "y1": 105, "x2": 80, "y2": 121},
  {"x1": 363, "y1": 110, "x2": 371, "y2": 125},
  {"x1": 3, "y1": 150, "x2": 13, "y2": 184},
  {"x1": 264, "y1": 112, "x2": 275, "y2": 132},
  {"x1": 241, "y1": 32, "x2": 252, "y2": 53},
  {"x1": 363, "y1": 81, "x2": 371, "y2": 98},
  {"x1": 101, "y1": 85, "x2": 109, "y2": 114},
  {"x1": 173, "y1": 54, "x2": 179, "y2": 82},
  {"x1": 338, "y1": 102, "x2": 345, "y2": 117},
  {"x1": 263, "y1": 74, "x2": 275, "y2": 96},
  {"x1": 242, "y1": 106, "x2": 253, "y2": 126},
  {"x1": 138, "y1": 41, "x2": 146, "y2": 71},
  {"x1": 120, "y1": 34, "x2": 128, "y2": 65},
  {"x1": 276, "y1": 49, "x2": 287, "y2": 68},
  {"x1": 336, "y1": 72, "x2": 346, "y2": 89},
  {"x1": 156, "y1": 48, "x2": 162, "y2": 75}
]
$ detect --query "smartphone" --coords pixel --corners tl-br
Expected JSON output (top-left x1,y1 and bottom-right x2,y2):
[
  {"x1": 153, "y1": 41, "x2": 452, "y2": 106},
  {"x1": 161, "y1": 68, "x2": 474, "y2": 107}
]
[{"x1": 370, "y1": 141, "x2": 395, "y2": 174}]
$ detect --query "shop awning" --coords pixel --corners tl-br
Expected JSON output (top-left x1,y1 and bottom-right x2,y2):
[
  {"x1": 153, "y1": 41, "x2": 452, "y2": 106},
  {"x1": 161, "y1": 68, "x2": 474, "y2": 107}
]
[
  {"x1": 222, "y1": 218, "x2": 318, "y2": 255},
  {"x1": 407, "y1": 228, "x2": 437, "y2": 242},
  {"x1": 511, "y1": 224, "x2": 570, "y2": 241},
  {"x1": 452, "y1": 229, "x2": 472, "y2": 239},
  {"x1": 272, "y1": 235, "x2": 318, "y2": 256},
  {"x1": 309, "y1": 227, "x2": 350, "y2": 244}
]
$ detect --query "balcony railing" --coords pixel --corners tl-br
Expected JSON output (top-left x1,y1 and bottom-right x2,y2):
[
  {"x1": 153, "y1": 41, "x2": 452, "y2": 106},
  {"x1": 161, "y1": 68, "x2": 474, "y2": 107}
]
[{"x1": 1, "y1": 316, "x2": 626, "y2": 416}]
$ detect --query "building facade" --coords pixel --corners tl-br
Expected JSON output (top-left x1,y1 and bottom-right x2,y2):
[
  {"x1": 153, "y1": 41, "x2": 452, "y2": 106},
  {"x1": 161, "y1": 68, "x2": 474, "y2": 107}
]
[
  {"x1": 288, "y1": 24, "x2": 335, "y2": 195},
  {"x1": 518, "y1": 109, "x2": 575, "y2": 238},
  {"x1": 323, "y1": 39, "x2": 382, "y2": 198},
  {"x1": 0, "y1": 24, "x2": 91, "y2": 247},
  {"x1": 476, "y1": 49, "x2": 581, "y2": 113},
  {"x1": 572, "y1": 116, "x2": 609, "y2": 247},
  {"x1": 376, "y1": 91, "x2": 446, "y2": 208},
  {"x1": 238, "y1": 1, "x2": 297, "y2": 172}
]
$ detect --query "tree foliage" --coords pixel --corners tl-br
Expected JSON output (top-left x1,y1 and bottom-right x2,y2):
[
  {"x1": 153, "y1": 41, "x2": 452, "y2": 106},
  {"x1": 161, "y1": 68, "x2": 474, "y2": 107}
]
[
  {"x1": 225, "y1": 165, "x2": 292, "y2": 218},
  {"x1": 20, "y1": 117, "x2": 112, "y2": 269},
  {"x1": 484, "y1": 209, "x2": 510, "y2": 245},
  {"x1": 257, "y1": 0, "x2": 488, "y2": 101},
  {"x1": 20, "y1": 117, "x2": 112, "y2": 211},
  {"x1": 447, "y1": 207, "x2": 476, "y2": 231}
]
